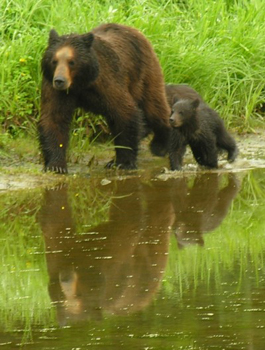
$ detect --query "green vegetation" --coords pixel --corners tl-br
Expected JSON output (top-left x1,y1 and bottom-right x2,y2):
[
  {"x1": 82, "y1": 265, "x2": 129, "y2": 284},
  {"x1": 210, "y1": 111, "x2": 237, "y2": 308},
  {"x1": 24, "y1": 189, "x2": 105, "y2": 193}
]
[{"x1": 1, "y1": 0, "x2": 265, "y2": 155}]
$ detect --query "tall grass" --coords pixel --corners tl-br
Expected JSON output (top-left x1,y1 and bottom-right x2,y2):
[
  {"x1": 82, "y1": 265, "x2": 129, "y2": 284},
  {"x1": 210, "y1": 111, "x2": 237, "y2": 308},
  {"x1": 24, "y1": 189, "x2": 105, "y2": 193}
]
[{"x1": 1, "y1": 0, "x2": 265, "y2": 142}]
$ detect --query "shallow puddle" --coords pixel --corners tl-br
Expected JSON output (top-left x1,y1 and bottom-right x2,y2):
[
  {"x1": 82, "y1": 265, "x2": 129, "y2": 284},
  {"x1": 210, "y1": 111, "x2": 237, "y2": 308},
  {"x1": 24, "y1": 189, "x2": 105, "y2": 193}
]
[{"x1": 0, "y1": 155, "x2": 265, "y2": 349}]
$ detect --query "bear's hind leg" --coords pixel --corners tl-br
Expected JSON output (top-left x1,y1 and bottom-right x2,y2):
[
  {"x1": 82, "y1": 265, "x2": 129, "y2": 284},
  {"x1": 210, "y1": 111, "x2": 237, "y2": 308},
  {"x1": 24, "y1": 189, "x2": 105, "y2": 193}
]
[
  {"x1": 217, "y1": 130, "x2": 238, "y2": 163},
  {"x1": 169, "y1": 129, "x2": 187, "y2": 170},
  {"x1": 190, "y1": 138, "x2": 218, "y2": 169},
  {"x1": 141, "y1": 88, "x2": 171, "y2": 157},
  {"x1": 227, "y1": 146, "x2": 238, "y2": 163},
  {"x1": 150, "y1": 130, "x2": 170, "y2": 157}
]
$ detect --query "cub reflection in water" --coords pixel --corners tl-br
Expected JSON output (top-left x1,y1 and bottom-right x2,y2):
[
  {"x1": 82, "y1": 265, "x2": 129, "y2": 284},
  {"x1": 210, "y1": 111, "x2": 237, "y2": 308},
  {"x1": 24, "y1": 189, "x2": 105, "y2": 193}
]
[
  {"x1": 38, "y1": 178, "x2": 175, "y2": 325},
  {"x1": 171, "y1": 172, "x2": 241, "y2": 248}
]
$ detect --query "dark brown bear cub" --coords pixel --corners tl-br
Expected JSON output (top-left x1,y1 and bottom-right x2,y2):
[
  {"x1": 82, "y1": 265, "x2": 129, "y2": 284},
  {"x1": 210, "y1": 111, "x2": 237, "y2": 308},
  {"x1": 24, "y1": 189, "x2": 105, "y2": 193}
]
[
  {"x1": 169, "y1": 98, "x2": 238, "y2": 170},
  {"x1": 39, "y1": 23, "x2": 171, "y2": 173}
]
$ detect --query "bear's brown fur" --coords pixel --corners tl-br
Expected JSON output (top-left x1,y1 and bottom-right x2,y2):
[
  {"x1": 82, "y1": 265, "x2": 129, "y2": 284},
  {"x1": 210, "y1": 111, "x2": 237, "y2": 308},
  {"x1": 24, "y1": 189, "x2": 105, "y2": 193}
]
[{"x1": 39, "y1": 23, "x2": 171, "y2": 172}]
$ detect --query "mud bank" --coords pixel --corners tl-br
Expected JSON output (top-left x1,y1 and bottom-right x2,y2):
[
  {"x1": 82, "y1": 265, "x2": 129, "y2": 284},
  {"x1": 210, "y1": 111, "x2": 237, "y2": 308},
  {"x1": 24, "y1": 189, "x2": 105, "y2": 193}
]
[{"x1": 0, "y1": 130, "x2": 264, "y2": 192}]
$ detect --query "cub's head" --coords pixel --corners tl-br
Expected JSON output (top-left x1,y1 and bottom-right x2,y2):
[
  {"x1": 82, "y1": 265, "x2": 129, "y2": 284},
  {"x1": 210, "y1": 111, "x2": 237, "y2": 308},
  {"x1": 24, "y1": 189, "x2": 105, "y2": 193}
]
[
  {"x1": 169, "y1": 98, "x2": 200, "y2": 128},
  {"x1": 41, "y1": 29, "x2": 99, "y2": 91}
]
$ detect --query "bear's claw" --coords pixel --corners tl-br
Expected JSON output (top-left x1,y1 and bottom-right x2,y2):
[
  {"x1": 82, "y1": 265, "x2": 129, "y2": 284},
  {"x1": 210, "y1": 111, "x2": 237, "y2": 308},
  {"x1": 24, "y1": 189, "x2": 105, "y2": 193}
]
[{"x1": 45, "y1": 166, "x2": 68, "y2": 174}]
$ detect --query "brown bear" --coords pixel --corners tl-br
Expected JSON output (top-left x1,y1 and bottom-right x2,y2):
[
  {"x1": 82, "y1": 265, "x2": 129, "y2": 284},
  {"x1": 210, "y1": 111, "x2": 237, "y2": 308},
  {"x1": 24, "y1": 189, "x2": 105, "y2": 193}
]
[
  {"x1": 169, "y1": 97, "x2": 238, "y2": 170},
  {"x1": 38, "y1": 23, "x2": 171, "y2": 173}
]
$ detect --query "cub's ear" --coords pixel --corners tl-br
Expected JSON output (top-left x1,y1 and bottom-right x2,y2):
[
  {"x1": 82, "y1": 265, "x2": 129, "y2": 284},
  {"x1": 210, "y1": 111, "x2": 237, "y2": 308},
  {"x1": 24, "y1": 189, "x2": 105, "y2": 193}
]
[
  {"x1": 82, "y1": 33, "x2": 94, "y2": 48},
  {"x1": 192, "y1": 98, "x2": 200, "y2": 110},
  {"x1": 49, "y1": 29, "x2": 60, "y2": 45}
]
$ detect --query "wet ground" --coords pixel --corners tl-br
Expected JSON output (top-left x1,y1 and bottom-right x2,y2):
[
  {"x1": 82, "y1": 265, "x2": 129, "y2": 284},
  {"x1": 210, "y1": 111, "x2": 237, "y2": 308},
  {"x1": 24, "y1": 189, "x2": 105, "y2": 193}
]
[{"x1": 0, "y1": 131, "x2": 265, "y2": 349}]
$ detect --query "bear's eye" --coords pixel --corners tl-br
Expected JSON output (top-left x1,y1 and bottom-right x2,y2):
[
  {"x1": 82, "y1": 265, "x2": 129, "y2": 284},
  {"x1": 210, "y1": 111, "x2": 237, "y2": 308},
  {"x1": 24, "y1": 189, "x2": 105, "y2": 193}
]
[
  {"x1": 68, "y1": 60, "x2": 75, "y2": 67},
  {"x1": 52, "y1": 59, "x2": 57, "y2": 66},
  {"x1": 178, "y1": 110, "x2": 184, "y2": 115}
]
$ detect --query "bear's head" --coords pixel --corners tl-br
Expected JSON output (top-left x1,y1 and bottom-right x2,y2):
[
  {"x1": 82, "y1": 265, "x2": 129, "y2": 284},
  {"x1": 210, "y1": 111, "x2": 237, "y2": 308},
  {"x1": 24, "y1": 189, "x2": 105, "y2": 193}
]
[
  {"x1": 169, "y1": 98, "x2": 200, "y2": 128},
  {"x1": 41, "y1": 29, "x2": 99, "y2": 91}
]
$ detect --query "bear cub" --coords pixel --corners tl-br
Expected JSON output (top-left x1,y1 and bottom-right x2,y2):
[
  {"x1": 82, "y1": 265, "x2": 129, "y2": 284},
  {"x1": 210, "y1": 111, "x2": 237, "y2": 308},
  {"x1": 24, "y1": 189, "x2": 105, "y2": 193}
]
[{"x1": 169, "y1": 94, "x2": 238, "y2": 170}]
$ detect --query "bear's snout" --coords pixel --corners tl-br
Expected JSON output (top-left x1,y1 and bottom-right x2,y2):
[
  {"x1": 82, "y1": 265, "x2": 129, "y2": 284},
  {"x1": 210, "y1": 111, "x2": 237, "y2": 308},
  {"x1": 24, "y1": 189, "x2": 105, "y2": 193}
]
[
  {"x1": 53, "y1": 76, "x2": 68, "y2": 90},
  {"x1": 169, "y1": 116, "x2": 175, "y2": 125},
  {"x1": 169, "y1": 115, "x2": 182, "y2": 128}
]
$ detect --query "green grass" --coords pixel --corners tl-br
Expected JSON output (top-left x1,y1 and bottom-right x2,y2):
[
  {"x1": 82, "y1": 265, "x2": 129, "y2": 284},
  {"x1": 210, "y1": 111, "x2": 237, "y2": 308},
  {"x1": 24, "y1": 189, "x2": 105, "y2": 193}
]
[{"x1": 1, "y1": 0, "x2": 265, "y2": 148}]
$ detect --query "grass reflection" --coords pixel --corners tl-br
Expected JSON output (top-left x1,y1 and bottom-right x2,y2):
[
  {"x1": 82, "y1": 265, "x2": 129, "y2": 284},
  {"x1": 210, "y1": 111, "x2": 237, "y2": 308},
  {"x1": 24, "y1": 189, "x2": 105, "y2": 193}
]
[{"x1": 0, "y1": 189, "x2": 54, "y2": 341}]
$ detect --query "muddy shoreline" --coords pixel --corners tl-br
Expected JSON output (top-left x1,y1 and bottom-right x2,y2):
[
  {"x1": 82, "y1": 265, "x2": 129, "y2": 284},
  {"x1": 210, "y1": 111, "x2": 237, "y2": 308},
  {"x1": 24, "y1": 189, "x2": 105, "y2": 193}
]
[{"x1": 0, "y1": 130, "x2": 264, "y2": 192}]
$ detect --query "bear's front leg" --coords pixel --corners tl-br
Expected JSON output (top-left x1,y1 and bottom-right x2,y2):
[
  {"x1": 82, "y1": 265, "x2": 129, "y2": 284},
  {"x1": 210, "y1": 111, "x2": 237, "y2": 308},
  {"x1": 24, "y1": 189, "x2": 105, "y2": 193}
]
[
  {"x1": 38, "y1": 82, "x2": 75, "y2": 173},
  {"x1": 38, "y1": 121, "x2": 70, "y2": 173}
]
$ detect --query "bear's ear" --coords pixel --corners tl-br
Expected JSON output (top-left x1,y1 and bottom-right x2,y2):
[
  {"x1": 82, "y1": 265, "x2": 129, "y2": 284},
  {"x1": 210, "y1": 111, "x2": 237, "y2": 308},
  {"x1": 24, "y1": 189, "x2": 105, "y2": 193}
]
[
  {"x1": 191, "y1": 98, "x2": 200, "y2": 110},
  {"x1": 82, "y1": 33, "x2": 94, "y2": 48},
  {"x1": 49, "y1": 29, "x2": 60, "y2": 45}
]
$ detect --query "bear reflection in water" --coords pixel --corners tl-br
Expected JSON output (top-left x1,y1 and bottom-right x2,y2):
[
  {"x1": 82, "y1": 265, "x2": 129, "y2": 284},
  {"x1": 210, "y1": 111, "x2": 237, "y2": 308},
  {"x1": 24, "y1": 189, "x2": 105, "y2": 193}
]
[
  {"x1": 38, "y1": 178, "x2": 175, "y2": 324},
  {"x1": 38, "y1": 172, "x2": 240, "y2": 324},
  {"x1": 172, "y1": 173, "x2": 241, "y2": 248}
]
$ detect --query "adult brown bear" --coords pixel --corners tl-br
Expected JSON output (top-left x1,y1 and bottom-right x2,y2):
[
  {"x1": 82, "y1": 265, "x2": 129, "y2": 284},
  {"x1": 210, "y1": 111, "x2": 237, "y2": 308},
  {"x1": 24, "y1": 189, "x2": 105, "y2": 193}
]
[{"x1": 39, "y1": 23, "x2": 171, "y2": 173}]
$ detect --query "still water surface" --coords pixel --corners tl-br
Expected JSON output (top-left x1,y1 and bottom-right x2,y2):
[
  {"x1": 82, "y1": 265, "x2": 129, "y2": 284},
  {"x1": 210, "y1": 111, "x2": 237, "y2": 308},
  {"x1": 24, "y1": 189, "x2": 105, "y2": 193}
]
[{"x1": 0, "y1": 162, "x2": 265, "y2": 349}]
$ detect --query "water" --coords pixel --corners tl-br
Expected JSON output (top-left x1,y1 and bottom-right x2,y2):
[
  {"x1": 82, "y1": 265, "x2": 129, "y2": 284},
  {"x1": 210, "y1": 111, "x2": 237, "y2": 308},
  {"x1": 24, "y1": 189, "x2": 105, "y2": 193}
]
[{"x1": 0, "y1": 159, "x2": 265, "y2": 349}]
